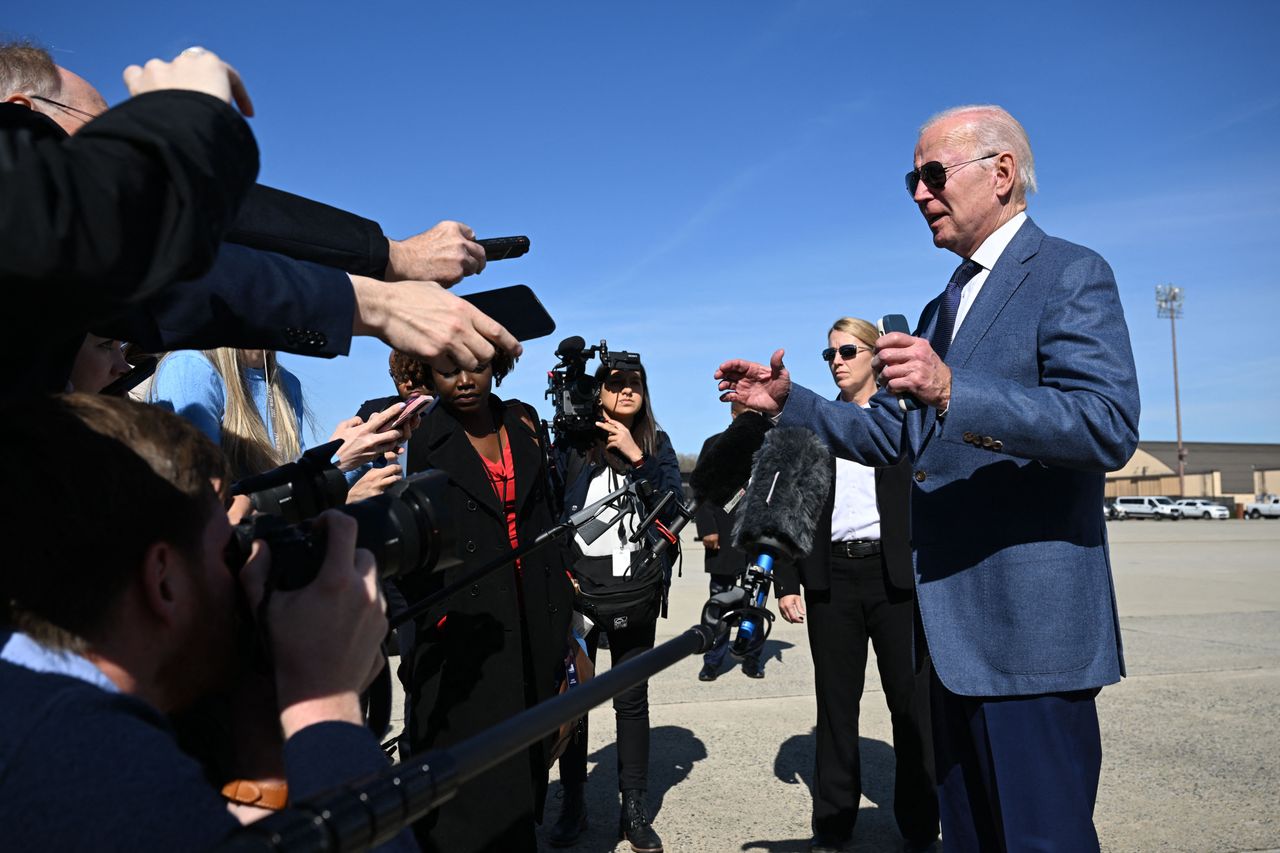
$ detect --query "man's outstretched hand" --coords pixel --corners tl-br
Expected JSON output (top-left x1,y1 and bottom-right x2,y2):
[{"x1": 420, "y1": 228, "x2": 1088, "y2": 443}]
[{"x1": 715, "y1": 348, "x2": 791, "y2": 416}]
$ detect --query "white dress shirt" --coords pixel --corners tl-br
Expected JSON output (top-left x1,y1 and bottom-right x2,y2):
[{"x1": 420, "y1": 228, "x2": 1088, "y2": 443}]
[
  {"x1": 950, "y1": 211, "x2": 1027, "y2": 339},
  {"x1": 830, "y1": 401, "x2": 880, "y2": 541}
]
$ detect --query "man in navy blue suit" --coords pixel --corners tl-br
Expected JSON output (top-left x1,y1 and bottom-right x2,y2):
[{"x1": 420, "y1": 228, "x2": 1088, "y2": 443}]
[{"x1": 717, "y1": 105, "x2": 1139, "y2": 852}]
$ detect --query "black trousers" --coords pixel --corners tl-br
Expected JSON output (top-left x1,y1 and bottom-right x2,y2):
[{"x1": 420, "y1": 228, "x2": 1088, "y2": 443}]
[
  {"x1": 558, "y1": 617, "x2": 657, "y2": 792},
  {"x1": 805, "y1": 552, "x2": 938, "y2": 843}
]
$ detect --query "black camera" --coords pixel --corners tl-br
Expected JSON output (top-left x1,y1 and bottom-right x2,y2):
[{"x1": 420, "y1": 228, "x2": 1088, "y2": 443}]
[
  {"x1": 545, "y1": 336, "x2": 642, "y2": 448},
  {"x1": 227, "y1": 470, "x2": 458, "y2": 591},
  {"x1": 230, "y1": 438, "x2": 350, "y2": 522}
]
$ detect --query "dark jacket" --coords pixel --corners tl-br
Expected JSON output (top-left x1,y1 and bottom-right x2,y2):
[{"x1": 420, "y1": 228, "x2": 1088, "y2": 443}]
[
  {"x1": 399, "y1": 396, "x2": 574, "y2": 853},
  {"x1": 556, "y1": 430, "x2": 683, "y2": 595},
  {"x1": 0, "y1": 656, "x2": 412, "y2": 852},
  {"x1": 2, "y1": 95, "x2": 259, "y2": 395},
  {"x1": 774, "y1": 454, "x2": 913, "y2": 597},
  {"x1": 694, "y1": 432, "x2": 749, "y2": 577}
]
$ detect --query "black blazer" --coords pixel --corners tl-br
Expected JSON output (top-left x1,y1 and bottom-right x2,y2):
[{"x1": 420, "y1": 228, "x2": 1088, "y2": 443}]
[
  {"x1": 774, "y1": 454, "x2": 913, "y2": 596},
  {"x1": 693, "y1": 432, "x2": 749, "y2": 576},
  {"x1": 399, "y1": 396, "x2": 574, "y2": 850}
]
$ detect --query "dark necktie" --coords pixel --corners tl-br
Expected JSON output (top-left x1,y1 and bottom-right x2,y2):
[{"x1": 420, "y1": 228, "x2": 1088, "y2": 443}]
[{"x1": 931, "y1": 258, "x2": 983, "y2": 362}]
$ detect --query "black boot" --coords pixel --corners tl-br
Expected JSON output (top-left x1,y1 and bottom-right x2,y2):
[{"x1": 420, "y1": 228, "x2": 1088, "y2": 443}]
[
  {"x1": 618, "y1": 789, "x2": 663, "y2": 852},
  {"x1": 548, "y1": 782, "x2": 588, "y2": 847}
]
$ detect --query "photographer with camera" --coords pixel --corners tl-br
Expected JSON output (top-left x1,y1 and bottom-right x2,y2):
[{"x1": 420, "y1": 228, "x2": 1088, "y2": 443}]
[
  {"x1": 0, "y1": 394, "x2": 410, "y2": 851},
  {"x1": 548, "y1": 349, "x2": 681, "y2": 853},
  {"x1": 397, "y1": 349, "x2": 575, "y2": 853}
]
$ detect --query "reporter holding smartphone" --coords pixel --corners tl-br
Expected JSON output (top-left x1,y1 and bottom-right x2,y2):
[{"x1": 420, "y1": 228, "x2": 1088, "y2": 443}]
[{"x1": 549, "y1": 356, "x2": 681, "y2": 853}]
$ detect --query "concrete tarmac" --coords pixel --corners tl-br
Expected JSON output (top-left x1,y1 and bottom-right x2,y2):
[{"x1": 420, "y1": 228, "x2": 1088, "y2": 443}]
[{"x1": 393, "y1": 519, "x2": 1280, "y2": 852}]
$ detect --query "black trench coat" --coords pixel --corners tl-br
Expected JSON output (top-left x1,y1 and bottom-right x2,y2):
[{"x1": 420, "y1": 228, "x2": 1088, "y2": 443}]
[{"x1": 399, "y1": 396, "x2": 575, "y2": 853}]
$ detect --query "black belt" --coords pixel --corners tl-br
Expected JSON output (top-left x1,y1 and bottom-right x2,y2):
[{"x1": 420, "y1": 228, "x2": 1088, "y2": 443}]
[{"x1": 830, "y1": 539, "x2": 881, "y2": 559}]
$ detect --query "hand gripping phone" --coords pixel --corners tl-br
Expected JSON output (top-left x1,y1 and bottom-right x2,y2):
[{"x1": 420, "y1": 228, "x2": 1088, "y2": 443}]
[{"x1": 876, "y1": 314, "x2": 922, "y2": 412}]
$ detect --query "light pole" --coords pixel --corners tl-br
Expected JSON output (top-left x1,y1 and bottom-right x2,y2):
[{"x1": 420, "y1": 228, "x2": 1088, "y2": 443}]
[{"x1": 1155, "y1": 285, "x2": 1186, "y2": 496}]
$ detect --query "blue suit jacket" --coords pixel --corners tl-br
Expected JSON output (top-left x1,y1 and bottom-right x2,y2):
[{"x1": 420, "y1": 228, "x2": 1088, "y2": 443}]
[{"x1": 780, "y1": 218, "x2": 1140, "y2": 697}]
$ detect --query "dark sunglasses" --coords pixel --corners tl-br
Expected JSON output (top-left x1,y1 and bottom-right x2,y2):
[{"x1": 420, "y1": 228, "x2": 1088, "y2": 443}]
[
  {"x1": 821, "y1": 344, "x2": 871, "y2": 362},
  {"x1": 905, "y1": 152, "x2": 998, "y2": 195}
]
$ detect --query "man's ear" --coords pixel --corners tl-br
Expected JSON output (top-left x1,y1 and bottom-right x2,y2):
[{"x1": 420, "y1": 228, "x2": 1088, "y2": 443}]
[
  {"x1": 993, "y1": 151, "x2": 1018, "y2": 202},
  {"x1": 139, "y1": 541, "x2": 187, "y2": 627},
  {"x1": 2, "y1": 93, "x2": 35, "y2": 109}
]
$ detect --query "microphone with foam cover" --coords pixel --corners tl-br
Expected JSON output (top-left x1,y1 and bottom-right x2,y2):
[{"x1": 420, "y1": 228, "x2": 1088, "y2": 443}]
[{"x1": 728, "y1": 427, "x2": 832, "y2": 656}]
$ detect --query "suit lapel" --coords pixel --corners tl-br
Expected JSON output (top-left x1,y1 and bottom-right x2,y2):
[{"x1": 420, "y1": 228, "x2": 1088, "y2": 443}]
[
  {"x1": 945, "y1": 218, "x2": 1043, "y2": 369},
  {"x1": 919, "y1": 219, "x2": 1043, "y2": 440},
  {"x1": 504, "y1": 401, "x2": 542, "y2": 517}
]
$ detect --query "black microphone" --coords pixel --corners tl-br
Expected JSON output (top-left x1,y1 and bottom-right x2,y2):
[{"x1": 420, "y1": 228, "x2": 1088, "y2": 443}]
[
  {"x1": 728, "y1": 427, "x2": 832, "y2": 655},
  {"x1": 688, "y1": 410, "x2": 772, "y2": 509},
  {"x1": 555, "y1": 335, "x2": 586, "y2": 360}
]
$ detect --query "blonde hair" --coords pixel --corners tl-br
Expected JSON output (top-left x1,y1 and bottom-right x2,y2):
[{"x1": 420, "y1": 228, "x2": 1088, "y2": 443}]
[
  {"x1": 202, "y1": 349, "x2": 303, "y2": 477},
  {"x1": 829, "y1": 317, "x2": 878, "y2": 349}
]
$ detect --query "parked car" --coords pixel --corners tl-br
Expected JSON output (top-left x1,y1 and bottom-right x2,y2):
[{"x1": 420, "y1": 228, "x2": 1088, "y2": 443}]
[
  {"x1": 1174, "y1": 499, "x2": 1230, "y2": 520},
  {"x1": 1244, "y1": 496, "x2": 1280, "y2": 520},
  {"x1": 1113, "y1": 495, "x2": 1182, "y2": 520},
  {"x1": 1105, "y1": 502, "x2": 1128, "y2": 520}
]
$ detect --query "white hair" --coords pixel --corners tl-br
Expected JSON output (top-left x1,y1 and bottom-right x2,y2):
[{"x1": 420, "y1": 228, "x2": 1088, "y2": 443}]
[{"x1": 921, "y1": 104, "x2": 1037, "y2": 198}]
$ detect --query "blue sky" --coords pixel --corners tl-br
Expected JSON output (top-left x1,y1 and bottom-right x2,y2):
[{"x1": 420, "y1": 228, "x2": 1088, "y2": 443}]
[{"x1": 12, "y1": 1, "x2": 1279, "y2": 456}]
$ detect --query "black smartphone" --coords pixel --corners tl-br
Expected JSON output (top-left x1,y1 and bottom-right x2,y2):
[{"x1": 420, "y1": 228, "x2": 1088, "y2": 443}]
[
  {"x1": 876, "y1": 314, "x2": 921, "y2": 412},
  {"x1": 461, "y1": 284, "x2": 555, "y2": 342},
  {"x1": 476, "y1": 236, "x2": 530, "y2": 261},
  {"x1": 100, "y1": 356, "x2": 158, "y2": 397}
]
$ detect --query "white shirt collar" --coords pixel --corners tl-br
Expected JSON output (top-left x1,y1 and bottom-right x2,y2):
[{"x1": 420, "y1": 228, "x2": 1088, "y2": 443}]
[
  {"x1": 969, "y1": 210, "x2": 1027, "y2": 271},
  {"x1": 1, "y1": 630, "x2": 119, "y2": 693}
]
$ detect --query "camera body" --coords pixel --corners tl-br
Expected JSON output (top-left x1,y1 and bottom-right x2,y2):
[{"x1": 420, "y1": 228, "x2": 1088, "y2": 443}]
[
  {"x1": 229, "y1": 459, "x2": 458, "y2": 590},
  {"x1": 545, "y1": 336, "x2": 642, "y2": 449}
]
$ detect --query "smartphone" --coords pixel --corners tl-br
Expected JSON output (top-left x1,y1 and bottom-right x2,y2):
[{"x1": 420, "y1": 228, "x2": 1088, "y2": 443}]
[
  {"x1": 876, "y1": 314, "x2": 922, "y2": 412},
  {"x1": 461, "y1": 284, "x2": 556, "y2": 342},
  {"x1": 100, "y1": 356, "x2": 157, "y2": 397},
  {"x1": 476, "y1": 236, "x2": 530, "y2": 261},
  {"x1": 389, "y1": 393, "x2": 433, "y2": 429}
]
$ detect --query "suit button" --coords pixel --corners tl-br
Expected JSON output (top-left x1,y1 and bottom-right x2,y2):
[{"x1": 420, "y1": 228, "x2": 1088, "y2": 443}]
[
  {"x1": 548, "y1": 604, "x2": 558, "y2": 613},
  {"x1": 465, "y1": 540, "x2": 477, "y2": 553},
  {"x1": 963, "y1": 431, "x2": 975, "y2": 443},
  {"x1": 913, "y1": 470, "x2": 927, "y2": 482},
  {"x1": 470, "y1": 584, "x2": 480, "y2": 597},
  {"x1": 466, "y1": 500, "x2": 477, "y2": 511},
  {"x1": 992, "y1": 440, "x2": 1004, "y2": 451},
  {"x1": 982, "y1": 436, "x2": 994, "y2": 448}
]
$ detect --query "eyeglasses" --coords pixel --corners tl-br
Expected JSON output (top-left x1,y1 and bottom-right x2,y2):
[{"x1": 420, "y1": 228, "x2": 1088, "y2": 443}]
[
  {"x1": 905, "y1": 152, "x2": 998, "y2": 195},
  {"x1": 821, "y1": 344, "x2": 872, "y2": 362},
  {"x1": 30, "y1": 95, "x2": 100, "y2": 125}
]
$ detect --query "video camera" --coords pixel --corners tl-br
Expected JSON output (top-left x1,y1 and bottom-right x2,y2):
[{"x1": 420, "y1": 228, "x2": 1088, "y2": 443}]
[
  {"x1": 226, "y1": 445, "x2": 459, "y2": 590},
  {"x1": 545, "y1": 336, "x2": 642, "y2": 448}
]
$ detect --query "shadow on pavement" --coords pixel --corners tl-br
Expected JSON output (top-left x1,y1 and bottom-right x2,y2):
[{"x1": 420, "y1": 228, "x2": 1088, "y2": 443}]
[{"x1": 746, "y1": 729, "x2": 905, "y2": 851}]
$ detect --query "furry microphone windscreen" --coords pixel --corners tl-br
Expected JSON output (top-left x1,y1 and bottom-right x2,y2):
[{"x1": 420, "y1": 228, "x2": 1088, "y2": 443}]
[
  {"x1": 688, "y1": 410, "x2": 772, "y2": 507},
  {"x1": 731, "y1": 427, "x2": 832, "y2": 560}
]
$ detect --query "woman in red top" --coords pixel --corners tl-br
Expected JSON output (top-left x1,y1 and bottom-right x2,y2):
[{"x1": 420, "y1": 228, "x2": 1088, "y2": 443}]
[{"x1": 398, "y1": 352, "x2": 575, "y2": 853}]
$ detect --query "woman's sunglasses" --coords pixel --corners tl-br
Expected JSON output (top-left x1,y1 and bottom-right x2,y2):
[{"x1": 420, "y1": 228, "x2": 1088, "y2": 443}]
[
  {"x1": 821, "y1": 344, "x2": 872, "y2": 362},
  {"x1": 905, "y1": 152, "x2": 998, "y2": 195}
]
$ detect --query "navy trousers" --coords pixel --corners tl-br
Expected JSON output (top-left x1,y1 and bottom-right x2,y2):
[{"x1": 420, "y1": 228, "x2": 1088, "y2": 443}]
[{"x1": 930, "y1": 669, "x2": 1102, "y2": 852}]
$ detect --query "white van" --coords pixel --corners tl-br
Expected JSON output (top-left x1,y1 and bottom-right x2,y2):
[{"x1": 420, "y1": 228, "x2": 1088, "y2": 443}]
[{"x1": 1113, "y1": 496, "x2": 1182, "y2": 520}]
